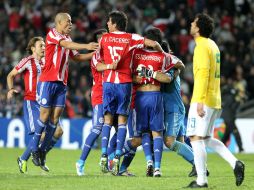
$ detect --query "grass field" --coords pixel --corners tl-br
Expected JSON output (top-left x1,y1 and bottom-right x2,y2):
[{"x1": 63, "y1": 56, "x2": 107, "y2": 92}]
[{"x1": 0, "y1": 148, "x2": 253, "y2": 190}]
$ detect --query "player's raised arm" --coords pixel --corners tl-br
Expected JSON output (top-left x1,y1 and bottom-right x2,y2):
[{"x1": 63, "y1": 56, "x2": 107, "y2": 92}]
[{"x1": 59, "y1": 41, "x2": 98, "y2": 51}]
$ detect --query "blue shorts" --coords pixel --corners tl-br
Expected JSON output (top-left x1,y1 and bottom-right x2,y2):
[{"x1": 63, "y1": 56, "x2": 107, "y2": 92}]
[
  {"x1": 164, "y1": 111, "x2": 186, "y2": 137},
  {"x1": 127, "y1": 108, "x2": 138, "y2": 138},
  {"x1": 93, "y1": 104, "x2": 104, "y2": 127},
  {"x1": 103, "y1": 82, "x2": 132, "y2": 116},
  {"x1": 23, "y1": 100, "x2": 40, "y2": 135},
  {"x1": 135, "y1": 91, "x2": 164, "y2": 134},
  {"x1": 37, "y1": 81, "x2": 67, "y2": 108}
]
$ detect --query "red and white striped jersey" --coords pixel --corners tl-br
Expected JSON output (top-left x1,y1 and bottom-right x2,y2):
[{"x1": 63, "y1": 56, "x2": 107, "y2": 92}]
[
  {"x1": 15, "y1": 55, "x2": 43, "y2": 100},
  {"x1": 40, "y1": 28, "x2": 79, "y2": 85},
  {"x1": 99, "y1": 31, "x2": 145, "y2": 83},
  {"x1": 132, "y1": 49, "x2": 172, "y2": 86},
  {"x1": 90, "y1": 50, "x2": 103, "y2": 107}
]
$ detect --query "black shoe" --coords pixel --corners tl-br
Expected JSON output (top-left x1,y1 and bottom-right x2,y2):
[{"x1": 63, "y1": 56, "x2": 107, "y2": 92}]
[
  {"x1": 40, "y1": 151, "x2": 47, "y2": 166},
  {"x1": 234, "y1": 160, "x2": 245, "y2": 186},
  {"x1": 40, "y1": 164, "x2": 50, "y2": 172},
  {"x1": 185, "y1": 181, "x2": 208, "y2": 188},
  {"x1": 31, "y1": 151, "x2": 40, "y2": 166},
  {"x1": 146, "y1": 161, "x2": 154, "y2": 177},
  {"x1": 188, "y1": 166, "x2": 210, "y2": 177}
]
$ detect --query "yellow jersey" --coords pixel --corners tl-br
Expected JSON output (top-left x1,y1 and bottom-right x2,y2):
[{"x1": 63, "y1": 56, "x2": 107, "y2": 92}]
[{"x1": 191, "y1": 36, "x2": 221, "y2": 109}]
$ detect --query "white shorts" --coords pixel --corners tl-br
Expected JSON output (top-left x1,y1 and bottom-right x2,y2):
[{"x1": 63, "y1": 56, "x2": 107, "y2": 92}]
[{"x1": 186, "y1": 103, "x2": 221, "y2": 137}]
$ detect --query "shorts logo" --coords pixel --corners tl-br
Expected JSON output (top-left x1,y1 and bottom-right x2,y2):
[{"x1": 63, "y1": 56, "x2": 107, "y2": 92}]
[
  {"x1": 99, "y1": 117, "x2": 104, "y2": 124},
  {"x1": 41, "y1": 98, "x2": 47, "y2": 105}
]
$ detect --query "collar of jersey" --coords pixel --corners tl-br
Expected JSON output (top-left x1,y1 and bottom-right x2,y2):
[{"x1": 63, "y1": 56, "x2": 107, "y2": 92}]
[{"x1": 111, "y1": 31, "x2": 126, "y2": 34}]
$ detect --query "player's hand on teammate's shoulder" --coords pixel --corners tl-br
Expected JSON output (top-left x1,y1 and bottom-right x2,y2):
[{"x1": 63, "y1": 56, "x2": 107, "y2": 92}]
[
  {"x1": 87, "y1": 42, "x2": 99, "y2": 50},
  {"x1": 7, "y1": 88, "x2": 19, "y2": 100}
]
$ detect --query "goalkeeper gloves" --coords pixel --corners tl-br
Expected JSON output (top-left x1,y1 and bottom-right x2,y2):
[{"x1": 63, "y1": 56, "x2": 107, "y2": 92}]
[{"x1": 136, "y1": 65, "x2": 157, "y2": 79}]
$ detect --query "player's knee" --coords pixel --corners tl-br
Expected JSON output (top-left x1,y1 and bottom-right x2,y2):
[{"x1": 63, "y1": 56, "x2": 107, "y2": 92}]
[
  {"x1": 164, "y1": 137, "x2": 176, "y2": 149},
  {"x1": 54, "y1": 126, "x2": 63, "y2": 138},
  {"x1": 131, "y1": 137, "x2": 141, "y2": 148}
]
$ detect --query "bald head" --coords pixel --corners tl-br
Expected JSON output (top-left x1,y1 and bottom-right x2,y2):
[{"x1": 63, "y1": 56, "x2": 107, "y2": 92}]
[
  {"x1": 54, "y1": 13, "x2": 72, "y2": 34},
  {"x1": 55, "y1": 13, "x2": 70, "y2": 25}
]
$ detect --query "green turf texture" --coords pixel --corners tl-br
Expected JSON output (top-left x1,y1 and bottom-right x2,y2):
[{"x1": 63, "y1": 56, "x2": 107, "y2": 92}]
[{"x1": 0, "y1": 148, "x2": 253, "y2": 190}]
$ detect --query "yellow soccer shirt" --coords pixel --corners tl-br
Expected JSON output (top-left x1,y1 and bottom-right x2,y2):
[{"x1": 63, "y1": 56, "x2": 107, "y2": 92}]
[{"x1": 191, "y1": 36, "x2": 221, "y2": 109}]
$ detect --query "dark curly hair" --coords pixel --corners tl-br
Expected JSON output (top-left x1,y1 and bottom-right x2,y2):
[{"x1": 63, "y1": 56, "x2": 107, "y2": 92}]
[
  {"x1": 196, "y1": 13, "x2": 214, "y2": 38},
  {"x1": 108, "y1": 11, "x2": 128, "y2": 31},
  {"x1": 144, "y1": 27, "x2": 162, "y2": 45}
]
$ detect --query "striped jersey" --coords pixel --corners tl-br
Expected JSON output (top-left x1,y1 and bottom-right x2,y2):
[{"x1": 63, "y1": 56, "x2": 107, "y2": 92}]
[
  {"x1": 90, "y1": 50, "x2": 103, "y2": 107},
  {"x1": 15, "y1": 55, "x2": 42, "y2": 100},
  {"x1": 99, "y1": 31, "x2": 145, "y2": 83},
  {"x1": 40, "y1": 28, "x2": 79, "y2": 85},
  {"x1": 132, "y1": 49, "x2": 172, "y2": 86}
]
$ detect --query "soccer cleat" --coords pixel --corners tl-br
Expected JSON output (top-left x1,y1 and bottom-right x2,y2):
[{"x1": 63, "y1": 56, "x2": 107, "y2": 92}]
[
  {"x1": 153, "y1": 169, "x2": 162, "y2": 177},
  {"x1": 76, "y1": 160, "x2": 85, "y2": 176},
  {"x1": 111, "y1": 155, "x2": 120, "y2": 176},
  {"x1": 108, "y1": 159, "x2": 114, "y2": 172},
  {"x1": 40, "y1": 164, "x2": 50, "y2": 172},
  {"x1": 188, "y1": 165, "x2": 210, "y2": 177},
  {"x1": 185, "y1": 181, "x2": 208, "y2": 188},
  {"x1": 119, "y1": 170, "x2": 135, "y2": 177},
  {"x1": 100, "y1": 154, "x2": 108, "y2": 173},
  {"x1": 31, "y1": 151, "x2": 40, "y2": 166},
  {"x1": 40, "y1": 151, "x2": 47, "y2": 165},
  {"x1": 234, "y1": 160, "x2": 245, "y2": 186},
  {"x1": 146, "y1": 161, "x2": 154, "y2": 177},
  {"x1": 17, "y1": 157, "x2": 27, "y2": 173}
]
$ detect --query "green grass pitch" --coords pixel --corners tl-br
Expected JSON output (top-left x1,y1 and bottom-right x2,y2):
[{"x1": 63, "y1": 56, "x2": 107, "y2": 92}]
[{"x1": 0, "y1": 148, "x2": 253, "y2": 190}]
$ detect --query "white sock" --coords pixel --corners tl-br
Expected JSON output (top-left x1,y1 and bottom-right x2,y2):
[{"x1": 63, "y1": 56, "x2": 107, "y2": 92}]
[
  {"x1": 204, "y1": 138, "x2": 237, "y2": 168},
  {"x1": 191, "y1": 140, "x2": 208, "y2": 185}
]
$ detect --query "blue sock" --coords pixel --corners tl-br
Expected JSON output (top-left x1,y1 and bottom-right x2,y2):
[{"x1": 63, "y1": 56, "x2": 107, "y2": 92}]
[
  {"x1": 40, "y1": 122, "x2": 57, "y2": 152},
  {"x1": 115, "y1": 124, "x2": 127, "y2": 156},
  {"x1": 170, "y1": 141, "x2": 194, "y2": 165},
  {"x1": 101, "y1": 124, "x2": 112, "y2": 155},
  {"x1": 80, "y1": 125, "x2": 102, "y2": 161},
  {"x1": 31, "y1": 119, "x2": 46, "y2": 151},
  {"x1": 153, "y1": 136, "x2": 163, "y2": 169},
  {"x1": 120, "y1": 152, "x2": 136, "y2": 172},
  {"x1": 45, "y1": 136, "x2": 58, "y2": 153},
  {"x1": 142, "y1": 133, "x2": 152, "y2": 162},
  {"x1": 121, "y1": 139, "x2": 137, "y2": 156},
  {"x1": 107, "y1": 133, "x2": 117, "y2": 156},
  {"x1": 21, "y1": 136, "x2": 33, "y2": 161}
]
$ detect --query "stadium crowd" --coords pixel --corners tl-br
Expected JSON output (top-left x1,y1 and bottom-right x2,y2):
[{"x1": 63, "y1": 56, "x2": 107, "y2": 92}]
[{"x1": 0, "y1": 0, "x2": 253, "y2": 118}]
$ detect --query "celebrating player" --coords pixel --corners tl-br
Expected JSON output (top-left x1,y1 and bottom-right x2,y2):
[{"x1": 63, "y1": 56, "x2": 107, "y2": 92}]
[
  {"x1": 7, "y1": 37, "x2": 47, "y2": 173},
  {"x1": 98, "y1": 11, "x2": 163, "y2": 176},
  {"x1": 32, "y1": 12, "x2": 98, "y2": 168}
]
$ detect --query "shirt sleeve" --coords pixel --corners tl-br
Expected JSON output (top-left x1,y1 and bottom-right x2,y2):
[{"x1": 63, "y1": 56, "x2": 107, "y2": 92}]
[
  {"x1": 15, "y1": 57, "x2": 30, "y2": 73},
  {"x1": 129, "y1": 34, "x2": 145, "y2": 50},
  {"x1": 47, "y1": 30, "x2": 65, "y2": 45}
]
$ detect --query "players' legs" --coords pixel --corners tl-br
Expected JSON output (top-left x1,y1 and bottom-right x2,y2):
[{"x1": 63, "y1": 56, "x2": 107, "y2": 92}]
[
  {"x1": 186, "y1": 103, "x2": 212, "y2": 186},
  {"x1": 164, "y1": 112, "x2": 194, "y2": 166},
  {"x1": 100, "y1": 112, "x2": 114, "y2": 173},
  {"x1": 76, "y1": 104, "x2": 104, "y2": 175}
]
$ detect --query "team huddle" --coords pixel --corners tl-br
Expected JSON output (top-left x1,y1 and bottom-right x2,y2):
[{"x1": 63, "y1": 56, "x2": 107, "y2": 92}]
[{"x1": 7, "y1": 10, "x2": 245, "y2": 188}]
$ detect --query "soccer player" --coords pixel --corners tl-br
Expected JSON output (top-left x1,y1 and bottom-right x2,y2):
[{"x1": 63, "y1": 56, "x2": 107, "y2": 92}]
[
  {"x1": 98, "y1": 11, "x2": 163, "y2": 175},
  {"x1": 6, "y1": 37, "x2": 46, "y2": 173},
  {"x1": 132, "y1": 27, "x2": 171, "y2": 177},
  {"x1": 75, "y1": 28, "x2": 117, "y2": 176},
  {"x1": 160, "y1": 41, "x2": 204, "y2": 177},
  {"x1": 186, "y1": 13, "x2": 245, "y2": 188},
  {"x1": 33, "y1": 12, "x2": 98, "y2": 167}
]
